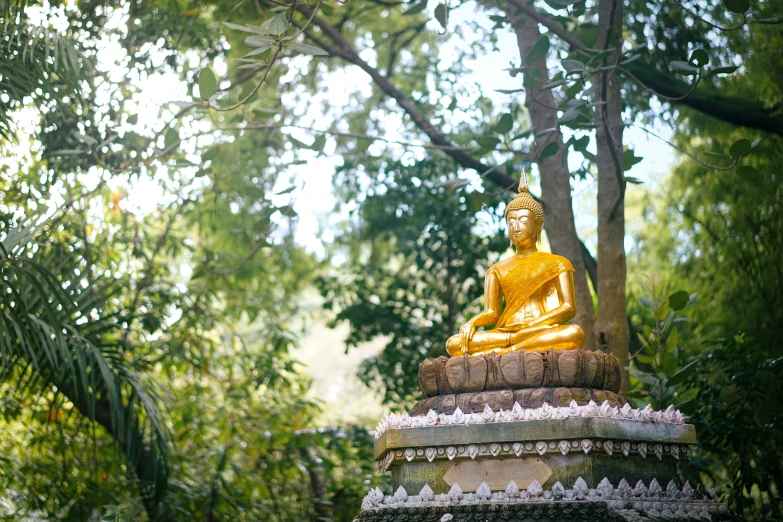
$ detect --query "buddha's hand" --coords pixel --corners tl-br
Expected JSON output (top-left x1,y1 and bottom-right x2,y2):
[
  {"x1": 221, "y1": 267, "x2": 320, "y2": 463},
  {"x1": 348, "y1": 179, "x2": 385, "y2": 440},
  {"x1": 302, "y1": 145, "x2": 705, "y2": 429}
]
[{"x1": 458, "y1": 322, "x2": 476, "y2": 354}]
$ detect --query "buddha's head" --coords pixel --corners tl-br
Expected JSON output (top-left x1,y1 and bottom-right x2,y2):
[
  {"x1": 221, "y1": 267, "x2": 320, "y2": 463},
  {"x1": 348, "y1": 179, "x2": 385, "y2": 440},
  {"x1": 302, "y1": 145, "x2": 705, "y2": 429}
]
[{"x1": 505, "y1": 178, "x2": 544, "y2": 248}]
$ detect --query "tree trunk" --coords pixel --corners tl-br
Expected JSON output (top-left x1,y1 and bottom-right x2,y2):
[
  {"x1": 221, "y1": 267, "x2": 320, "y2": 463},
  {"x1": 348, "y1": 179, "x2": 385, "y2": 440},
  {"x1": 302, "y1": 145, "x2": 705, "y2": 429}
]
[
  {"x1": 595, "y1": 0, "x2": 630, "y2": 391},
  {"x1": 508, "y1": 12, "x2": 596, "y2": 350}
]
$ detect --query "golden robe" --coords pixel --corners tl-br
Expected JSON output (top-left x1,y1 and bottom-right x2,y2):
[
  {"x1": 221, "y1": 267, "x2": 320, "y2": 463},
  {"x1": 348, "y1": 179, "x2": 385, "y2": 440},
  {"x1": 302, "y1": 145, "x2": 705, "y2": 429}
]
[{"x1": 494, "y1": 251, "x2": 574, "y2": 331}]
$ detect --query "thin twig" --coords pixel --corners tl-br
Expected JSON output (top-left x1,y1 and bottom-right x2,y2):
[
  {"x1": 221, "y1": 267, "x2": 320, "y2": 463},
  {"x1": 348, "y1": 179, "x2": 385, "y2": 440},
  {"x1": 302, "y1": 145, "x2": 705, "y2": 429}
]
[
  {"x1": 627, "y1": 123, "x2": 739, "y2": 170},
  {"x1": 669, "y1": 0, "x2": 748, "y2": 31}
]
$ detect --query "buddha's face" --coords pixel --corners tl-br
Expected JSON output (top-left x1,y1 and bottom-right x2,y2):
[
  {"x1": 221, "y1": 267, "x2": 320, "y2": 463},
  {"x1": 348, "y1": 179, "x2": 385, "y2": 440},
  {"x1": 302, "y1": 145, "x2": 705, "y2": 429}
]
[{"x1": 506, "y1": 208, "x2": 539, "y2": 248}]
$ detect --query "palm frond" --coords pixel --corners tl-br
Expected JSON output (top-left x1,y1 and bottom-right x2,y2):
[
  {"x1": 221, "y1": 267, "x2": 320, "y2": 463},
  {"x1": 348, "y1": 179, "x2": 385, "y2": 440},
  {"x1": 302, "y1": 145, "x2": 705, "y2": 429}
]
[
  {"x1": 0, "y1": 18, "x2": 90, "y2": 143},
  {"x1": 0, "y1": 217, "x2": 172, "y2": 513}
]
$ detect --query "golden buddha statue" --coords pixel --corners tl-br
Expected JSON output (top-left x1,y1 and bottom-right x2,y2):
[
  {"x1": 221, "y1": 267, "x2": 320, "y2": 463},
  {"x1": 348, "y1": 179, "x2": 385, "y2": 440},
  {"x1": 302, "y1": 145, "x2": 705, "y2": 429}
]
[{"x1": 446, "y1": 179, "x2": 585, "y2": 357}]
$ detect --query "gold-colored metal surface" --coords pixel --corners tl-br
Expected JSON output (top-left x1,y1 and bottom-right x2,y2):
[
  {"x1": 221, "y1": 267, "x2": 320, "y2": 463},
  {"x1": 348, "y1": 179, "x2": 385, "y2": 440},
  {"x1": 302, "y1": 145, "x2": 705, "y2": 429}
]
[{"x1": 446, "y1": 179, "x2": 585, "y2": 356}]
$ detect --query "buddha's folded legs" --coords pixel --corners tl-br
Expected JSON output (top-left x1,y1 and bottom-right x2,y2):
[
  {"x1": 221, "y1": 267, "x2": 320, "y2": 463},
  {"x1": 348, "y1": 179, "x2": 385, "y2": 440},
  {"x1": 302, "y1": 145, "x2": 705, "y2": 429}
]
[
  {"x1": 446, "y1": 325, "x2": 576, "y2": 356},
  {"x1": 447, "y1": 324, "x2": 585, "y2": 356},
  {"x1": 506, "y1": 324, "x2": 584, "y2": 353},
  {"x1": 445, "y1": 331, "x2": 509, "y2": 356}
]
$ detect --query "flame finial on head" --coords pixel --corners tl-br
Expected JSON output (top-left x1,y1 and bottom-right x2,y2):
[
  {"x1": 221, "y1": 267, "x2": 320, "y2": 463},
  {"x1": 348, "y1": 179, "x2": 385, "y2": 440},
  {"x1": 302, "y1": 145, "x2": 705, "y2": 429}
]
[{"x1": 518, "y1": 171, "x2": 529, "y2": 193}]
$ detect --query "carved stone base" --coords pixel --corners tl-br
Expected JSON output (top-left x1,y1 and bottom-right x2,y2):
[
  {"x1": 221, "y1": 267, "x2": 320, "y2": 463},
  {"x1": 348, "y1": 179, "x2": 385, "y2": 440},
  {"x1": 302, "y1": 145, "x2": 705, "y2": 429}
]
[
  {"x1": 355, "y1": 502, "x2": 737, "y2": 522},
  {"x1": 418, "y1": 350, "x2": 622, "y2": 397},
  {"x1": 410, "y1": 387, "x2": 630, "y2": 416},
  {"x1": 360, "y1": 351, "x2": 738, "y2": 521},
  {"x1": 356, "y1": 490, "x2": 737, "y2": 522},
  {"x1": 375, "y1": 417, "x2": 695, "y2": 495}
]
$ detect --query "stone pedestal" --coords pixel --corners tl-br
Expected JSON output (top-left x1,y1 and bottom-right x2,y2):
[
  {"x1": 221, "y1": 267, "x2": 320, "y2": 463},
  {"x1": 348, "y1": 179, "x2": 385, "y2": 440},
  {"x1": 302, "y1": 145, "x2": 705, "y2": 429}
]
[
  {"x1": 376, "y1": 417, "x2": 694, "y2": 495},
  {"x1": 356, "y1": 351, "x2": 734, "y2": 521}
]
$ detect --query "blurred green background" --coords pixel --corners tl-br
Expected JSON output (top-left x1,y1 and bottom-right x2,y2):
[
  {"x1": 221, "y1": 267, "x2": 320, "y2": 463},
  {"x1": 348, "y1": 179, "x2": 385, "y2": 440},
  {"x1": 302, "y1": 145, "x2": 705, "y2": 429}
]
[{"x1": 1, "y1": 0, "x2": 782, "y2": 519}]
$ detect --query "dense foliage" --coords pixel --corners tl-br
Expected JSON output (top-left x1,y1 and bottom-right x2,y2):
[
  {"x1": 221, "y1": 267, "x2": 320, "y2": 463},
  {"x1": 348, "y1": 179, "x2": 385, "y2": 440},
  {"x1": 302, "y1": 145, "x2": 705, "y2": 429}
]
[{"x1": 1, "y1": 0, "x2": 782, "y2": 519}]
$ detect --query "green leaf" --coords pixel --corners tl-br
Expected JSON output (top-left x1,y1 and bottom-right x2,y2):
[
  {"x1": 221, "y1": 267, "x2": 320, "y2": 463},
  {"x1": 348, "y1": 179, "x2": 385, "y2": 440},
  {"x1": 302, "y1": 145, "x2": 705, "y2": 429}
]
[
  {"x1": 244, "y1": 45, "x2": 271, "y2": 58},
  {"x1": 667, "y1": 361, "x2": 697, "y2": 387},
  {"x1": 164, "y1": 128, "x2": 179, "y2": 150},
  {"x1": 199, "y1": 66, "x2": 218, "y2": 100},
  {"x1": 729, "y1": 138, "x2": 752, "y2": 158},
  {"x1": 476, "y1": 136, "x2": 500, "y2": 149},
  {"x1": 268, "y1": 13, "x2": 290, "y2": 35},
  {"x1": 202, "y1": 146, "x2": 221, "y2": 161},
  {"x1": 637, "y1": 374, "x2": 661, "y2": 386},
  {"x1": 689, "y1": 49, "x2": 709, "y2": 67},
  {"x1": 561, "y1": 59, "x2": 585, "y2": 73},
  {"x1": 625, "y1": 176, "x2": 643, "y2": 184},
  {"x1": 753, "y1": 17, "x2": 783, "y2": 24},
  {"x1": 634, "y1": 353, "x2": 654, "y2": 364},
  {"x1": 510, "y1": 129, "x2": 533, "y2": 141},
  {"x1": 623, "y1": 148, "x2": 643, "y2": 170},
  {"x1": 320, "y1": 4, "x2": 334, "y2": 15},
  {"x1": 558, "y1": 107, "x2": 581, "y2": 123},
  {"x1": 654, "y1": 302, "x2": 669, "y2": 321},
  {"x1": 507, "y1": 66, "x2": 528, "y2": 77},
  {"x1": 493, "y1": 113, "x2": 513, "y2": 134},
  {"x1": 587, "y1": 48, "x2": 613, "y2": 64},
  {"x1": 224, "y1": 22, "x2": 255, "y2": 32},
  {"x1": 536, "y1": 127, "x2": 557, "y2": 137},
  {"x1": 575, "y1": 24, "x2": 598, "y2": 47},
  {"x1": 661, "y1": 352, "x2": 677, "y2": 378},
  {"x1": 621, "y1": 54, "x2": 641, "y2": 65},
  {"x1": 495, "y1": 88, "x2": 525, "y2": 94},
  {"x1": 542, "y1": 79, "x2": 567, "y2": 90},
  {"x1": 669, "y1": 60, "x2": 699, "y2": 75},
  {"x1": 311, "y1": 134, "x2": 327, "y2": 152},
  {"x1": 538, "y1": 142, "x2": 559, "y2": 160},
  {"x1": 710, "y1": 65, "x2": 739, "y2": 76},
  {"x1": 525, "y1": 35, "x2": 550, "y2": 64},
  {"x1": 674, "y1": 397, "x2": 697, "y2": 414},
  {"x1": 750, "y1": 137, "x2": 762, "y2": 149},
  {"x1": 245, "y1": 35, "x2": 274, "y2": 47},
  {"x1": 736, "y1": 165, "x2": 759, "y2": 182},
  {"x1": 403, "y1": 0, "x2": 428, "y2": 15},
  {"x1": 723, "y1": 0, "x2": 749, "y2": 14},
  {"x1": 434, "y1": 3, "x2": 448, "y2": 29},
  {"x1": 290, "y1": 42, "x2": 329, "y2": 56},
  {"x1": 277, "y1": 204, "x2": 298, "y2": 217},
  {"x1": 289, "y1": 135, "x2": 309, "y2": 149},
  {"x1": 570, "y1": 135, "x2": 589, "y2": 152},
  {"x1": 127, "y1": 114, "x2": 138, "y2": 125},
  {"x1": 668, "y1": 290, "x2": 689, "y2": 310},
  {"x1": 666, "y1": 327, "x2": 679, "y2": 351}
]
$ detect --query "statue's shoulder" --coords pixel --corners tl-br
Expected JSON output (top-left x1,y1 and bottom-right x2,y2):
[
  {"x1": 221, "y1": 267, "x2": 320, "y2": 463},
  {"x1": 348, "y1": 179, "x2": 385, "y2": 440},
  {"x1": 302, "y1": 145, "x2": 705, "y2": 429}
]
[
  {"x1": 537, "y1": 251, "x2": 571, "y2": 263},
  {"x1": 542, "y1": 252, "x2": 575, "y2": 271},
  {"x1": 490, "y1": 252, "x2": 574, "y2": 277},
  {"x1": 488, "y1": 257, "x2": 516, "y2": 276}
]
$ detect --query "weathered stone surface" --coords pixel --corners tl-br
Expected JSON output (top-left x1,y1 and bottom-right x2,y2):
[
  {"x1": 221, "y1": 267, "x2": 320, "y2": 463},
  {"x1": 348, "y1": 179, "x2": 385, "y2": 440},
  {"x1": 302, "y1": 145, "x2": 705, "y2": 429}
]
[
  {"x1": 354, "y1": 502, "x2": 741, "y2": 522},
  {"x1": 410, "y1": 388, "x2": 629, "y2": 416},
  {"x1": 418, "y1": 350, "x2": 622, "y2": 398},
  {"x1": 376, "y1": 417, "x2": 697, "y2": 460},
  {"x1": 355, "y1": 502, "x2": 625, "y2": 522},
  {"x1": 442, "y1": 458, "x2": 552, "y2": 491}
]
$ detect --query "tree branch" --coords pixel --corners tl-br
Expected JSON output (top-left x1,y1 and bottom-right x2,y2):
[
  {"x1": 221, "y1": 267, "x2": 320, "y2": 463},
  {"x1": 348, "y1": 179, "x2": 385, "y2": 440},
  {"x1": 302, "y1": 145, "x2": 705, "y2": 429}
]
[
  {"x1": 298, "y1": 7, "x2": 606, "y2": 338},
  {"x1": 296, "y1": 6, "x2": 522, "y2": 192},
  {"x1": 503, "y1": 0, "x2": 783, "y2": 137}
]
